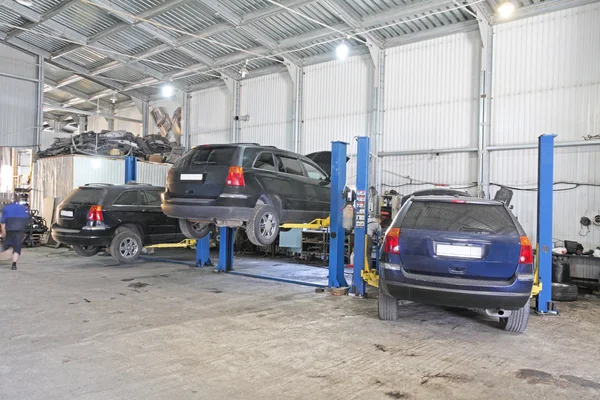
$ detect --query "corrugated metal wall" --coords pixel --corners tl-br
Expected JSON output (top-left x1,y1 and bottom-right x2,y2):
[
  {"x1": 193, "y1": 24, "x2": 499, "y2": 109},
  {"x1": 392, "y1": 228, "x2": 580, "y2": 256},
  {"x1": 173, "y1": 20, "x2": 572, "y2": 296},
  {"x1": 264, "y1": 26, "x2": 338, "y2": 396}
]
[
  {"x1": 32, "y1": 156, "x2": 74, "y2": 216},
  {"x1": 239, "y1": 72, "x2": 293, "y2": 150},
  {"x1": 302, "y1": 54, "x2": 373, "y2": 155},
  {"x1": 0, "y1": 43, "x2": 38, "y2": 147},
  {"x1": 189, "y1": 86, "x2": 231, "y2": 146},
  {"x1": 381, "y1": 31, "x2": 481, "y2": 196},
  {"x1": 137, "y1": 161, "x2": 171, "y2": 187},
  {"x1": 491, "y1": 3, "x2": 600, "y2": 248},
  {"x1": 384, "y1": 31, "x2": 480, "y2": 152},
  {"x1": 72, "y1": 156, "x2": 125, "y2": 187}
]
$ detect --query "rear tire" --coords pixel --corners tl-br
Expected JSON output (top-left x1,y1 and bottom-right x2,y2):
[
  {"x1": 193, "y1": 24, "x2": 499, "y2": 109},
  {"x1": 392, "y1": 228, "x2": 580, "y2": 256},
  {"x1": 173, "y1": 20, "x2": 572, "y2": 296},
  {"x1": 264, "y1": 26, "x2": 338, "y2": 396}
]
[
  {"x1": 246, "y1": 204, "x2": 280, "y2": 247},
  {"x1": 179, "y1": 219, "x2": 211, "y2": 240},
  {"x1": 552, "y1": 283, "x2": 578, "y2": 301},
  {"x1": 499, "y1": 299, "x2": 530, "y2": 333},
  {"x1": 378, "y1": 282, "x2": 398, "y2": 321},
  {"x1": 72, "y1": 244, "x2": 100, "y2": 257},
  {"x1": 110, "y1": 230, "x2": 143, "y2": 264}
]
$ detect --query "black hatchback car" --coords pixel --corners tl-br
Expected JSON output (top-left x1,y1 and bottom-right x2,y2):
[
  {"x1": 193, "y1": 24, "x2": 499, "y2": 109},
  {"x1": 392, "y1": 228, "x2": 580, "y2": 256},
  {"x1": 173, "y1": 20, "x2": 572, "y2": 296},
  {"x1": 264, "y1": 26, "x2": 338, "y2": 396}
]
[
  {"x1": 52, "y1": 184, "x2": 185, "y2": 263},
  {"x1": 162, "y1": 144, "x2": 331, "y2": 247}
]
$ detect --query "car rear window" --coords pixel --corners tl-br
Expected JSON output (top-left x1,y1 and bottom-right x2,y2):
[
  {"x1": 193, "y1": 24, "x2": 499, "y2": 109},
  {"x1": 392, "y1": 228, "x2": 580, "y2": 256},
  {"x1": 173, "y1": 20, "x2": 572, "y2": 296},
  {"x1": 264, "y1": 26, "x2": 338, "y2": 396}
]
[
  {"x1": 62, "y1": 188, "x2": 103, "y2": 205},
  {"x1": 401, "y1": 201, "x2": 518, "y2": 235},
  {"x1": 176, "y1": 147, "x2": 236, "y2": 167}
]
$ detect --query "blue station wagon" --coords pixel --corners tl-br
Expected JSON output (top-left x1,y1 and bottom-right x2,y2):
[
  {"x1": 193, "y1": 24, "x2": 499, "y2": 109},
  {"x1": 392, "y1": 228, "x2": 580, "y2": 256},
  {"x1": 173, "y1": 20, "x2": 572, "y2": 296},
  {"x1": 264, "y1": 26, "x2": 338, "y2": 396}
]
[{"x1": 379, "y1": 196, "x2": 534, "y2": 333}]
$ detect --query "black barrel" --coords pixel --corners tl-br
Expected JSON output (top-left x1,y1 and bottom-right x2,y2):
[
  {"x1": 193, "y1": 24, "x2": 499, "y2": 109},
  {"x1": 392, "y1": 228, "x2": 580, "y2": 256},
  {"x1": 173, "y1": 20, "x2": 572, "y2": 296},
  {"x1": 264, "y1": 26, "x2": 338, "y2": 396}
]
[{"x1": 552, "y1": 261, "x2": 571, "y2": 283}]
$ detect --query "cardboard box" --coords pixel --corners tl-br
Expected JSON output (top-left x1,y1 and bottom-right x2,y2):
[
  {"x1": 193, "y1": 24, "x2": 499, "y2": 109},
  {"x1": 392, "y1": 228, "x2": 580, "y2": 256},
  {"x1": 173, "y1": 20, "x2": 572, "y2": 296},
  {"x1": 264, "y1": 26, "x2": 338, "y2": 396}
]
[{"x1": 148, "y1": 154, "x2": 163, "y2": 163}]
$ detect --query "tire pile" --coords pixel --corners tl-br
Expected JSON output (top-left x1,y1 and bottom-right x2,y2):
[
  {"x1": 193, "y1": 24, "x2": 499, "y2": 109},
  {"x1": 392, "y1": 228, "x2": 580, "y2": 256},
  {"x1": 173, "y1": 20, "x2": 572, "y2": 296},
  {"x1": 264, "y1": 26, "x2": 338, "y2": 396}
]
[{"x1": 36, "y1": 130, "x2": 175, "y2": 160}]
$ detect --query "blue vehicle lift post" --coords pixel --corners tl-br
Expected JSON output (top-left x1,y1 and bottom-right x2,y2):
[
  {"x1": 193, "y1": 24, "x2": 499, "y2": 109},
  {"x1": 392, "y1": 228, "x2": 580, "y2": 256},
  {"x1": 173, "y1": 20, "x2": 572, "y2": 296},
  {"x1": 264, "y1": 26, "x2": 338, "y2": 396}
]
[
  {"x1": 328, "y1": 141, "x2": 349, "y2": 288},
  {"x1": 351, "y1": 136, "x2": 369, "y2": 296},
  {"x1": 215, "y1": 227, "x2": 235, "y2": 272},
  {"x1": 536, "y1": 134, "x2": 556, "y2": 313},
  {"x1": 124, "y1": 156, "x2": 137, "y2": 183}
]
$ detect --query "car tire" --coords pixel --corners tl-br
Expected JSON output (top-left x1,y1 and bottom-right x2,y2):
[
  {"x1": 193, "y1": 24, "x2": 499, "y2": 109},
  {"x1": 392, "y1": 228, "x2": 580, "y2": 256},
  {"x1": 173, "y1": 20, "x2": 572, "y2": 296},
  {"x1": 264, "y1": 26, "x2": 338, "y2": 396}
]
[
  {"x1": 110, "y1": 230, "x2": 143, "y2": 264},
  {"x1": 179, "y1": 219, "x2": 211, "y2": 240},
  {"x1": 72, "y1": 244, "x2": 100, "y2": 257},
  {"x1": 552, "y1": 282, "x2": 578, "y2": 302},
  {"x1": 246, "y1": 204, "x2": 280, "y2": 247},
  {"x1": 499, "y1": 298, "x2": 530, "y2": 333},
  {"x1": 378, "y1": 282, "x2": 398, "y2": 321}
]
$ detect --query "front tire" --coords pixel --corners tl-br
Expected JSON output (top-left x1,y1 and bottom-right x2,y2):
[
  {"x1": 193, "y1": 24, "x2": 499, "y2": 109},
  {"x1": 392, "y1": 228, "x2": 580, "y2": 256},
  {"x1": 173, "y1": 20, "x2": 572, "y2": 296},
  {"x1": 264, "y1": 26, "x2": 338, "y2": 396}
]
[
  {"x1": 378, "y1": 281, "x2": 398, "y2": 321},
  {"x1": 246, "y1": 204, "x2": 280, "y2": 247},
  {"x1": 499, "y1": 299, "x2": 530, "y2": 333},
  {"x1": 110, "y1": 230, "x2": 143, "y2": 264},
  {"x1": 72, "y1": 244, "x2": 100, "y2": 257},
  {"x1": 179, "y1": 219, "x2": 211, "y2": 239}
]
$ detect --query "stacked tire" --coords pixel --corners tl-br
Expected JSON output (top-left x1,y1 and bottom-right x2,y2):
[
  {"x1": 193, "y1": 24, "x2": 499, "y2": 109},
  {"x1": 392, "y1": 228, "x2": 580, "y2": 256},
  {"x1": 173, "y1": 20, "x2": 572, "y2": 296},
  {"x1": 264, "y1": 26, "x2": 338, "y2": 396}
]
[{"x1": 551, "y1": 260, "x2": 578, "y2": 302}]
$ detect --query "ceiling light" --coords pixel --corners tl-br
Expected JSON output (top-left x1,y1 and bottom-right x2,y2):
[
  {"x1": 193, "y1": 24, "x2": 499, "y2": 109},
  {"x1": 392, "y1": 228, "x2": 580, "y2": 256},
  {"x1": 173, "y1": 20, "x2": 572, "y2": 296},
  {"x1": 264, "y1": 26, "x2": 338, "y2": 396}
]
[
  {"x1": 336, "y1": 41, "x2": 349, "y2": 60},
  {"x1": 161, "y1": 84, "x2": 174, "y2": 98},
  {"x1": 497, "y1": 1, "x2": 515, "y2": 19},
  {"x1": 110, "y1": 92, "x2": 118, "y2": 104},
  {"x1": 239, "y1": 59, "x2": 249, "y2": 78},
  {"x1": 16, "y1": 0, "x2": 33, "y2": 7}
]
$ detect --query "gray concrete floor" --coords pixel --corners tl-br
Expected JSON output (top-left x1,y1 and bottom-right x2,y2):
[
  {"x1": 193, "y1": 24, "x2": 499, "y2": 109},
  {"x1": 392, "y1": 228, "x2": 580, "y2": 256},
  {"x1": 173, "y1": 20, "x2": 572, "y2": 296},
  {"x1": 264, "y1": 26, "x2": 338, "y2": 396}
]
[{"x1": 1, "y1": 247, "x2": 600, "y2": 400}]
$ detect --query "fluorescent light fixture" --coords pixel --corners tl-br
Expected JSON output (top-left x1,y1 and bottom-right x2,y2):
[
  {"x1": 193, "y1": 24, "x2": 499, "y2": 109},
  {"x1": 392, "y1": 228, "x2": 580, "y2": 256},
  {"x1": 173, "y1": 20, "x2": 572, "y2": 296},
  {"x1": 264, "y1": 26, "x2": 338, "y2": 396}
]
[
  {"x1": 161, "y1": 84, "x2": 174, "y2": 97},
  {"x1": 497, "y1": 1, "x2": 515, "y2": 19},
  {"x1": 16, "y1": 0, "x2": 33, "y2": 6},
  {"x1": 336, "y1": 41, "x2": 349, "y2": 60},
  {"x1": 239, "y1": 59, "x2": 249, "y2": 78}
]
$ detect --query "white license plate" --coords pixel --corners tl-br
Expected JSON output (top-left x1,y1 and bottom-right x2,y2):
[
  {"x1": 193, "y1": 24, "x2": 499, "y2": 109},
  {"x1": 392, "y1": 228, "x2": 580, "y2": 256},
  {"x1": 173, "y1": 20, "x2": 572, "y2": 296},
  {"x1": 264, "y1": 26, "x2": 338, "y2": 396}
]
[
  {"x1": 436, "y1": 244, "x2": 482, "y2": 259},
  {"x1": 60, "y1": 210, "x2": 74, "y2": 217},
  {"x1": 180, "y1": 173, "x2": 204, "y2": 181}
]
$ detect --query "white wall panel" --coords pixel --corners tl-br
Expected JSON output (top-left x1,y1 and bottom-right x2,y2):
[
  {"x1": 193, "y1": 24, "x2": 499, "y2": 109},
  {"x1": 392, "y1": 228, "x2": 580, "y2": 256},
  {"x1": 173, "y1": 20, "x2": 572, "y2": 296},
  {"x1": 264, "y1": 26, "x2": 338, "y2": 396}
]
[
  {"x1": 380, "y1": 152, "x2": 478, "y2": 196},
  {"x1": 492, "y1": 3, "x2": 600, "y2": 145},
  {"x1": 114, "y1": 106, "x2": 142, "y2": 136},
  {"x1": 0, "y1": 43, "x2": 38, "y2": 147},
  {"x1": 490, "y1": 146, "x2": 600, "y2": 249},
  {"x1": 72, "y1": 156, "x2": 124, "y2": 187},
  {"x1": 383, "y1": 31, "x2": 480, "y2": 152},
  {"x1": 189, "y1": 86, "x2": 231, "y2": 146},
  {"x1": 302, "y1": 54, "x2": 373, "y2": 155},
  {"x1": 239, "y1": 72, "x2": 293, "y2": 150},
  {"x1": 137, "y1": 161, "x2": 171, "y2": 187},
  {"x1": 32, "y1": 156, "x2": 74, "y2": 216}
]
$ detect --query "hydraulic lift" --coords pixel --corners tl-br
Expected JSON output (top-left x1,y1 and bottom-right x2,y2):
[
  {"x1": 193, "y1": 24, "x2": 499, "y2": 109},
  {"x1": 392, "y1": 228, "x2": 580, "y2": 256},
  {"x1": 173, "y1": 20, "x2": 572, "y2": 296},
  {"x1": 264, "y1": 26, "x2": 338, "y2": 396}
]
[{"x1": 124, "y1": 133, "x2": 555, "y2": 308}]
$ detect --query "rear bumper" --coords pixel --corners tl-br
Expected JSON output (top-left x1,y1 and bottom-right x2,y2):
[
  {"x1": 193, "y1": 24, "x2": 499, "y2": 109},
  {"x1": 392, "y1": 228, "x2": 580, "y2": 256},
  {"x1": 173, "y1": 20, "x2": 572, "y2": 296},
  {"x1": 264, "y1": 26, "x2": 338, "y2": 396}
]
[
  {"x1": 161, "y1": 194, "x2": 253, "y2": 222},
  {"x1": 51, "y1": 225, "x2": 114, "y2": 247},
  {"x1": 380, "y1": 263, "x2": 532, "y2": 310}
]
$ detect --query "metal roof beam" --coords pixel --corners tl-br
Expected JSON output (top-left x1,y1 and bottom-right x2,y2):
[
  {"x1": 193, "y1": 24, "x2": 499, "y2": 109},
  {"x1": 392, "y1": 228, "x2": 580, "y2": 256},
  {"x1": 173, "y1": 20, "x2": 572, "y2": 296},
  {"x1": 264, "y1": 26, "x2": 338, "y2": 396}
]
[
  {"x1": 383, "y1": 20, "x2": 478, "y2": 48},
  {"x1": 319, "y1": 0, "x2": 383, "y2": 47},
  {"x1": 361, "y1": 0, "x2": 456, "y2": 27},
  {"x1": 493, "y1": 0, "x2": 600, "y2": 24},
  {"x1": 4, "y1": 0, "x2": 80, "y2": 41}
]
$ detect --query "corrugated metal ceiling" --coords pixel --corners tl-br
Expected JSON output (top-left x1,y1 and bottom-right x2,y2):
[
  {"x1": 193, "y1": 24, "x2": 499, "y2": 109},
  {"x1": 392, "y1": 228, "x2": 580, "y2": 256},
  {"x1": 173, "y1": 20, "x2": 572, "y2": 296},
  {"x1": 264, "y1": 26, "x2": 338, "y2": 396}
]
[{"x1": 0, "y1": 0, "x2": 585, "y2": 119}]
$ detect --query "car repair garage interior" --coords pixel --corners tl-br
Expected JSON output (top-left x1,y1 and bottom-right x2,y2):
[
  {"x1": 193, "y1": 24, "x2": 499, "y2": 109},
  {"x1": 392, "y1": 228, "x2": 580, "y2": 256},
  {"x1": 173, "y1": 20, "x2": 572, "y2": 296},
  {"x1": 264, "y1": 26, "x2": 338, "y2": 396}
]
[{"x1": 1, "y1": 0, "x2": 600, "y2": 398}]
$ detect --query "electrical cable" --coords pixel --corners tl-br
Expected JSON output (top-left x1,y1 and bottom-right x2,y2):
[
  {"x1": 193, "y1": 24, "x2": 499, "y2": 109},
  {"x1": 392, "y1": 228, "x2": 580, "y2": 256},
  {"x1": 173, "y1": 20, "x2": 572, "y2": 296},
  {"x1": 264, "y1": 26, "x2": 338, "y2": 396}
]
[{"x1": 491, "y1": 182, "x2": 600, "y2": 192}]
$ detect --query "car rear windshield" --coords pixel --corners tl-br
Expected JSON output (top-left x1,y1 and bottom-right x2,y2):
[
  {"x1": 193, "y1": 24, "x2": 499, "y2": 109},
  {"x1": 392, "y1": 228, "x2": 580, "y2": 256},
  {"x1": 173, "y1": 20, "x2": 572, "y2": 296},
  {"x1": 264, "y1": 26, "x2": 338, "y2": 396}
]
[
  {"x1": 62, "y1": 188, "x2": 104, "y2": 205},
  {"x1": 175, "y1": 147, "x2": 236, "y2": 167},
  {"x1": 400, "y1": 201, "x2": 518, "y2": 235}
]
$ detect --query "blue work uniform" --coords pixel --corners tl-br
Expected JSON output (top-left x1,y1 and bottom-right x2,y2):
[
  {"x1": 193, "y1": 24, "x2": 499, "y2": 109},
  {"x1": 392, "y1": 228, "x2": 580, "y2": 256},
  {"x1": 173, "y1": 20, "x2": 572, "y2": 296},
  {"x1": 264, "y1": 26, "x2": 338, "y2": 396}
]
[{"x1": 1, "y1": 202, "x2": 29, "y2": 255}]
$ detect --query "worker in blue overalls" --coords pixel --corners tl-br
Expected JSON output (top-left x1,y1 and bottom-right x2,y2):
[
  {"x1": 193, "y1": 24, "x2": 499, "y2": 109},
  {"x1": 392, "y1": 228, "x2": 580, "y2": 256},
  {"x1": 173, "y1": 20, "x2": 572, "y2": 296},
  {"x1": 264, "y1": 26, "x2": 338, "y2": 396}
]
[{"x1": 1, "y1": 194, "x2": 29, "y2": 270}]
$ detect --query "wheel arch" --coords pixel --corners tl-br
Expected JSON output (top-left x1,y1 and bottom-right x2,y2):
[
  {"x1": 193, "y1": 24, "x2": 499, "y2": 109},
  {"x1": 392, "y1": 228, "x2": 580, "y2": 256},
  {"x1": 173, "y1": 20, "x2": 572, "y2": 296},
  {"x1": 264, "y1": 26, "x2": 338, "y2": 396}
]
[{"x1": 256, "y1": 194, "x2": 283, "y2": 218}]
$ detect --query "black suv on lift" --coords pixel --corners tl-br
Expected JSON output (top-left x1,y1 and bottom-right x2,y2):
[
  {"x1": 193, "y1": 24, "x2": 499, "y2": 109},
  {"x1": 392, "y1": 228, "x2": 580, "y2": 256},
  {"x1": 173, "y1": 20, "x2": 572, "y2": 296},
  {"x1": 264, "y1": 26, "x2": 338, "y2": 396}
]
[
  {"x1": 52, "y1": 184, "x2": 186, "y2": 263},
  {"x1": 161, "y1": 144, "x2": 331, "y2": 247}
]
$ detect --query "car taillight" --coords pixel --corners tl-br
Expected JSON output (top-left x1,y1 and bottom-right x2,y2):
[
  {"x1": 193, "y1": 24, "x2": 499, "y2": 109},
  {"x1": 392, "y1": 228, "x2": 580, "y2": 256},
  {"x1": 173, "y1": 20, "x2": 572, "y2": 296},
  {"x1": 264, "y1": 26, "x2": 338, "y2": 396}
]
[
  {"x1": 452, "y1": 199, "x2": 466, "y2": 203},
  {"x1": 87, "y1": 205, "x2": 103, "y2": 222},
  {"x1": 384, "y1": 228, "x2": 400, "y2": 254},
  {"x1": 519, "y1": 236, "x2": 533, "y2": 264},
  {"x1": 226, "y1": 166, "x2": 245, "y2": 186}
]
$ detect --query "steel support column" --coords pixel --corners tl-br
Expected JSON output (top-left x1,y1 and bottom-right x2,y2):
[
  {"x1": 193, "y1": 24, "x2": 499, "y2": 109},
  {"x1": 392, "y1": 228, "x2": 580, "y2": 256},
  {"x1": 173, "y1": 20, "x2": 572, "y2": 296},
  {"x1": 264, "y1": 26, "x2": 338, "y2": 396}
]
[
  {"x1": 35, "y1": 55, "x2": 44, "y2": 148},
  {"x1": 142, "y1": 99, "x2": 149, "y2": 138},
  {"x1": 286, "y1": 60, "x2": 303, "y2": 153},
  {"x1": 536, "y1": 134, "x2": 556, "y2": 313},
  {"x1": 367, "y1": 41, "x2": 385, "y2": 192},
  {"x1": 477, "y1": 17, "x2": 493, "y2": 198},
  {"x1": 107, "y1": 105, "x2": 115, "y2": 131},
  {"x1": 328, "y1": 141, "x2": 348, "y2": 288},
  {"x1": 351, "y1": 136, "x2": 370, "y2": 296},
  {"x1": 224, "y1": 77, "x2": 241, "y2": 143},
  {"x1": 182, "y1": 93, "x2": 191, "y2": 149}
]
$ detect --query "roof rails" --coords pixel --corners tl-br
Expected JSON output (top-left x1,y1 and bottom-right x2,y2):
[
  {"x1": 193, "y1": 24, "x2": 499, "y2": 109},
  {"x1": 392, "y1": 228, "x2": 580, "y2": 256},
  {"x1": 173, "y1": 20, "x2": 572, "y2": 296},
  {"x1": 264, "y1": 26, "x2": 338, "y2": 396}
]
[{"x1": 84, "y1": 183, "x2": 114, "y2": 187}]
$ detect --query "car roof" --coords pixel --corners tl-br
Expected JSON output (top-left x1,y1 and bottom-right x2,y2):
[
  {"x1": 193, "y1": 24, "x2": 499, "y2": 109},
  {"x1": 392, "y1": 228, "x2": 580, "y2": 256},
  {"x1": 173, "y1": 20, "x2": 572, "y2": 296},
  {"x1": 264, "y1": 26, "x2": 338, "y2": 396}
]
[
  {"x1": 412, "y1": 195, "x2": 505, "y2": 206},
  {"x1": 80, "y1": 184, "x2": 162, "y2": 190}
]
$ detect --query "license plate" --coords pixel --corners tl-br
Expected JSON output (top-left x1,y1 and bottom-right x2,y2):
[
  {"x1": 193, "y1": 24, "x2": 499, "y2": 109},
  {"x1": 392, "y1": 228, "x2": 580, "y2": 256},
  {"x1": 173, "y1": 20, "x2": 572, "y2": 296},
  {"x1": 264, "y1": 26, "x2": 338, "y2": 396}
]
[
  {"x1": 180, "y1": 173, "x2": 204, "y2": 181},
  {"x1": 436, "y1": 244, "x2": 482, "y2": 259},
  {"x1": 60, "y1": 210, "x2": 74, "y2": 217}
]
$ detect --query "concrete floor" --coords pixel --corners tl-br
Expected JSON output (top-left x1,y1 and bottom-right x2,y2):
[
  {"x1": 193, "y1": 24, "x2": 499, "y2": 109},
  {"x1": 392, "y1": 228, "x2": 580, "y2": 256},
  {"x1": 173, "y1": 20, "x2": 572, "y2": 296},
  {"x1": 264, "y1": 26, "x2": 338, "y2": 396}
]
[{"x1": 2, "y1": 247, "x2": 600, "y2": 400}]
